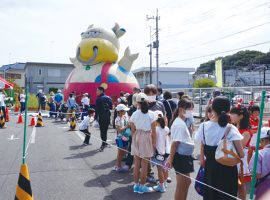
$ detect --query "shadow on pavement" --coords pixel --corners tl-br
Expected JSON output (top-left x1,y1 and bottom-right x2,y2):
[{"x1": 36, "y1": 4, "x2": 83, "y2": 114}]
[
  {"x1": 84, "y1": 170, "x2": 134, "y2": 188},
  {"x1": 92, "y1": 160, "x2": 115, "y2": 170},
  {"x1": 63, "y1": 149, "x2": 99, "y2": 159},
  {"x1": 102, "y1": 185, "x2": 162, "y2": 200}
]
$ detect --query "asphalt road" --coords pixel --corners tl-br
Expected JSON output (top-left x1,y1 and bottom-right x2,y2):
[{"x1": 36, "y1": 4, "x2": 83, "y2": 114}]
[{"x1": 0, "y1": 113, "x2": 203, "y2": 200}]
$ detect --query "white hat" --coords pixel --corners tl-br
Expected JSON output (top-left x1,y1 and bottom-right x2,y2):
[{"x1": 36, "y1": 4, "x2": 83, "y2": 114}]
[
  {"x1": 116, "y1": 104, "x2": 130, "y2": 111},
  {"x1": 260, "y1": 127, "x2": 270, "y2": 139},
  {"x1": 124, "y1": 93, "x2": 130, "y2": 97},
  {"x1": 136, "y1": 93, "x2": 148, "y2": 103},
  {"x1": 155, "y1": 110, "x2": 164, "y2": 118},
  {"x1": 83, "y1": 93, "x2": 89, "y2": 96},
  {"x1": 57, "y1": 89, "x2": 62, "y2": 93}
]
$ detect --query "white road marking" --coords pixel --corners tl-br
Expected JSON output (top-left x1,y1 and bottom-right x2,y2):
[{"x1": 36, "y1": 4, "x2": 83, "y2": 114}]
[
  {"x1": 7, "y1": 134, "x2": 19, "y2": 140},
  {"x1": 75, "y1": 131, "x2": 84, "y2": 141},
  {"x1": 58, "y1": 126, "x2": 69, "y2": 129},
  {"x1": 30, "y1": 127, "x2": 36, "y2": 144}
]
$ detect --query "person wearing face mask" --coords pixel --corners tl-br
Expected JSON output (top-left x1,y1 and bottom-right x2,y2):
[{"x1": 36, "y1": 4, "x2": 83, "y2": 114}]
[
  {"x1": 144, "y1": 84, "x2": 167, "y2": 183},
  {"x1": 165, "y1": 98, "x2": 195, "y2": 200}
]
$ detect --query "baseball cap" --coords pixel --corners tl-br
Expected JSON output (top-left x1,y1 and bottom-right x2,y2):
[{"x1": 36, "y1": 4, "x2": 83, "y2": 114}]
[
  {"x1": 116, "y1": 104, "x2": 130, "y2": 111},
  {"x1": 136, "y1": 93, "x2": 148, "y2": 103},
  {"x1": 260, "y1": 127, "x2": 270, "y2": 139},
  {"x1": 155, "y1": 110, "x2": 164, "y2": 118}
]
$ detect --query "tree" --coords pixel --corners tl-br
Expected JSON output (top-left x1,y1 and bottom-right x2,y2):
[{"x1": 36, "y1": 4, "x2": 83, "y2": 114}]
[{"x1": 193, "y1": 78, "x2": 215, "y2": 88}]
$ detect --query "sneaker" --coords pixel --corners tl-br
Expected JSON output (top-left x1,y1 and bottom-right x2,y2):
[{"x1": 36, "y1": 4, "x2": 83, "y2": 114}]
[
  {"x1": 133, "y1": 184, "x2": 140, "y2": 193},
  {"x1": 138, "y1": 185, "x2": 153, "y2": 194},
  {"x1": 119, "y1": 165, "x2": 130, "y2": 173},
  {"x1": 146, "y1": 176, "x2": 156, "y2": 183},
  {"x1": 97, "y1": 146, "x2": 104, "y2": 152},
  {"x1": 112, "y1": 166, "x2": 121, "y2": 172},
  {"x1": 153, "y1": 184, "x2": 166, "y2": 193},
  {"x1": 166, "y1": 177, "x2": 172, "y2": 183}
]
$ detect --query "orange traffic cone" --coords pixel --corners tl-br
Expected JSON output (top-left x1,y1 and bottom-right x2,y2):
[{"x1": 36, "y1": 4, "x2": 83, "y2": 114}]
[
  {"x1": 5, "y1": 107, "x2": 9, "y2": 122},
  {"x1": 17, "y1": 114, "x2": 23, "y2": 124},
  {"x1": 15, "y1": 164, "x2": 34, "y2": 200},
  {"x1": 28, "y1": 116, "x2": 36, "y2": 127},
  {"x1": 15, "y1": 104, "x2": 19, "y2": 112}
]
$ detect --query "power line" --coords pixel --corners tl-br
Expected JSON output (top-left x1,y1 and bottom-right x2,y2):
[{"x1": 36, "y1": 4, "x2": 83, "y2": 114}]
[
  {"x1": 161, "y1": 20, "x2": 270, "y2": 56},
  {"x1": 162, "y1": 9, "x2": 270, "y2": 55},
  {"x1": 161, "y1": 40, "x2": 270, "y2": 65},
  {"x1": 165, "y1": 1, "x2": 270, "y2": 38}
]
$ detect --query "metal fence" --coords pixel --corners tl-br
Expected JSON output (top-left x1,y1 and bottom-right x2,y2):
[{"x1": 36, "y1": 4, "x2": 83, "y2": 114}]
[{"x1": 165, "y1": 86, "x2": 270, "y2": 121}]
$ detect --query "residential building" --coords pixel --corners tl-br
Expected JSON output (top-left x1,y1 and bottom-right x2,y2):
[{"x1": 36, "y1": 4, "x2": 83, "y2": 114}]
[
  {"x1": 0, "y1": 63, "x2": 26, "y2": 87},
  {"x1": 132, "y1": 67, "x2": 195, "y2": 88},
  {"x1": 0, "y1": 62, "x2": 75, "y2": 93}
]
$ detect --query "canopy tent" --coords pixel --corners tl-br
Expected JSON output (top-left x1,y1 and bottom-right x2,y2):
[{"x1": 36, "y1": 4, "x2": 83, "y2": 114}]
[{"x1": 0, "y1": 76, "x2": 14, "y2": 89}]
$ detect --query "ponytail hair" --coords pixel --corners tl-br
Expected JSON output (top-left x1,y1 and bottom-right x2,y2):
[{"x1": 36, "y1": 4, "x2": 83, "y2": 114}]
[
  {"x1": 157, "y1": 116, "x2": 165, "y2": 129},
  {"x1": 218, "y1": 111, "x2": 230, "y2": 127},
  {"x1": 140, "y1": 101, "x2": 149, "y2": 114},
  {"x1": 212, "y1": 97, "x2": 230, "y2": 127}
]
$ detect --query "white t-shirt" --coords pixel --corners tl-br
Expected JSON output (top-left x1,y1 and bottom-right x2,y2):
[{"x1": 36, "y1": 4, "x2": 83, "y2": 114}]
[
  {"x1": 129, "y1": 110, "x2": 156, "y2": 131},
  {"x1": 79, "y1": 116, "x2": 93, "y2": 130},
  {"x1": 115, "y1": 115, "x2": 129, "y2": 135},
  {"x1": 20, "y1": 94, "x2": 26, "y2": 103},
  {"x1": 81, "y1": 97, "x2": 90, "y2": 106},
  {"x1": 0, "y1": 93, "x2": 5, "y2": 107},
  {"x1": 156, "y1": 126, "x2": 170, "y2": 155},
  {"x1": 195, "y1": 121, "x2": 243, "y2": 146},
  {"x1": 171, "y1": 117, "x2": 195, "y2": 155}
]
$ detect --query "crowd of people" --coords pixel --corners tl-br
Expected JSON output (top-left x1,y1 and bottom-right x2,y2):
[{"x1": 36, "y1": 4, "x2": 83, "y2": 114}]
[
  {"x1": 1, "y1": 85, "x2": 270, "y2": 199},
  {"x1": 76, "y1": 84, "x2": 270, "y2": 200}
]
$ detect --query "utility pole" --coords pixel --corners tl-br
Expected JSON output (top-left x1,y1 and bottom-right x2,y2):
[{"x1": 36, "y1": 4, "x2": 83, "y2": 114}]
[
  {"x1": 148, "y1": 27, "x2": 153, "y2": 84},
  {"x1": 147, "y1": 9, "x2": 160, "y2": 87}
]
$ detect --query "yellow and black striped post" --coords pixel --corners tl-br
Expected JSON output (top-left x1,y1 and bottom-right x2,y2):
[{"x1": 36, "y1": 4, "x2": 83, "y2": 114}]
[
  {"x1": 15, "y1": 164, "x2": 33, "y2": 200},
  {"x1": 35, "y1": 112, "x2": 44, "y2": 127},
  {"x1": 69, "y1": 113, "x2": 76, "y2": 131},
  {"x1": 0, "y1": 110, "x2": 6, "y2": 129}
]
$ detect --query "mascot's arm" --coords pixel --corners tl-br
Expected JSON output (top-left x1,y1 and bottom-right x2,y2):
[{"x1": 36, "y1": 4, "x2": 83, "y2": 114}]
[{"x1": 118, "y1": 47, "x2": 139, "y2": 72}]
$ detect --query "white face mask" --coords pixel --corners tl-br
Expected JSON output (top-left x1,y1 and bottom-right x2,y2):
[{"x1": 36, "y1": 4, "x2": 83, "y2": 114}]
[
  {"x1": 184, "y1": 110, "x2": 193, "y2": 118},
  {"x1": 148, "y1": 95, "x2": 156, "y2": 102}
]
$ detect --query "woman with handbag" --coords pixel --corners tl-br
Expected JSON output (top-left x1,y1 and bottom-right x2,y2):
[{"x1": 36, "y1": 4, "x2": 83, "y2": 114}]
[
  {"x1": 165, "y1": 98, "x2": 195, "y2": 200},
  {"x1": 113, "y1": 104, "x2": 130, "y2": 172},
  {"x1": 151, "y1": 110, "x2": 170, "y2": 193},
  {"x1": 195, "y1": 96, "x2": 244, "y2": 200}
]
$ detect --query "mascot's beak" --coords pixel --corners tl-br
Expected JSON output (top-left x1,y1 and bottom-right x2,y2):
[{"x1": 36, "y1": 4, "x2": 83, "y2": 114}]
[{"x1": 76, "y1": 46, "x2": 98, "y2": 65}]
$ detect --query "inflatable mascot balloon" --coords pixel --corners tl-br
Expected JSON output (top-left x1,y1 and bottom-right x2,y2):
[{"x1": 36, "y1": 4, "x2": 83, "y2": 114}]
[{"x1": 64, "y1": 23, "x2": 140, "y2": 104}]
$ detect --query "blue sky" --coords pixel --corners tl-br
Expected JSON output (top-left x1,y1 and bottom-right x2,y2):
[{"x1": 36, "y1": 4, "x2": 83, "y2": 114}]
[{"x1": 0, "y1": 0, "x2": 270, "y2": 70}]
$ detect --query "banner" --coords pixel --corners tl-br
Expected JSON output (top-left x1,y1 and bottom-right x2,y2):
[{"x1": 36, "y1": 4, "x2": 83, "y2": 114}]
[{"x1": 215, "y1": 59, "x2": 223, "y2": 87}]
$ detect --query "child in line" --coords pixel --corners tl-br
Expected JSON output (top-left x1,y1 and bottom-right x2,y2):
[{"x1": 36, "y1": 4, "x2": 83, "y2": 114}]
[
  {"x1": 151, "y1": 111, "x2": 170, "y2": 193},
  {"x1": 129, "y1": 93, "x2": 156, "y2": 194},
  {"x1": 113, "y1": 104, "x2": 130, "y2": 172},
  {"x1": 79, "y1": 108, "x2": 95, "y2": 145},
  {"x1": 249, "y1": 127, "x2": 270, "y2": 200},
  {"x1": 230, "y1": 106, "x2": 252, "y2": 200},
  {"x1": 248, "y1": 105, "x2": 260, "y2": 163}
]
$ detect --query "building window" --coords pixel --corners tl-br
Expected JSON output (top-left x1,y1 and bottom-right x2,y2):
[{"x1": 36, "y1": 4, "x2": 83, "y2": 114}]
[
  {"x1": 48, "y1": 69, "x2": 61, "y2": 77},
  {"x1": 38, "y1": 69, "x2": 42, "y2": 76}
]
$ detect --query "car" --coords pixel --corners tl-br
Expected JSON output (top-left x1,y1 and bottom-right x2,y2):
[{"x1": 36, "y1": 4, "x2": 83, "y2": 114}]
[{"x1": 193, "y1": 92, "x2": 211, "y2": 105}]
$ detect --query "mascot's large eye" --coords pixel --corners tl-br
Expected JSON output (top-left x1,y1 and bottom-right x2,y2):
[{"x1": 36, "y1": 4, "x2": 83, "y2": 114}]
[{"x1": 91, "y1": 31, "x2": 100, "y2": 37}]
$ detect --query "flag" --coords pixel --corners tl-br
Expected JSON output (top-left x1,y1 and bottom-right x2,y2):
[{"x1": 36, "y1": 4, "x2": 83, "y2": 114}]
[{"x1": 215, "y1": 59, "x2": 223, "y2": 87}]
